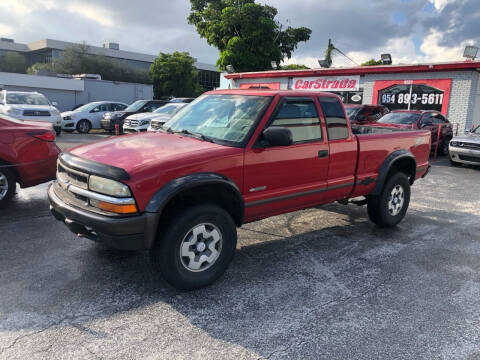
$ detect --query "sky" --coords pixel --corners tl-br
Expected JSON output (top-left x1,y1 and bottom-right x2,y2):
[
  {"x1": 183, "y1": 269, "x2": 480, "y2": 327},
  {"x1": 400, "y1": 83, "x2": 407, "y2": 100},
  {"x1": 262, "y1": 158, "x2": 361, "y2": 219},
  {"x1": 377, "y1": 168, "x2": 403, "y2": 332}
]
[{"x1": 0, "y1": 0, "x2": 478, "y2": 68}]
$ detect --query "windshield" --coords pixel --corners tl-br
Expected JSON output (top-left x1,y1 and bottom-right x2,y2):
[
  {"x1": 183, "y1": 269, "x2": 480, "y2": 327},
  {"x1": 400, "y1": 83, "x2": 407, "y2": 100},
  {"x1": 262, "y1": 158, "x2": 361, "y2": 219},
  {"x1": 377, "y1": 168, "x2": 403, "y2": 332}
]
[
  {"x1": 6, "y1": 93, "x2": 50, "y2": 106},
  {"x1": 163, "y1": 94, "x2": 272, "y2": 145},
  {"x1": 125, "y1": 100, "x2": 147, "y2": 112},
  {"x1": 154, "y1": 104, "x2": 184, "y2": 115},
  {"x1": 74, "y1": 103, "x2": 97, "y2": 112},
  {"x1": 345, "y1": 107, "x2": 360, "y2": 119},
  {"x1": 378, "y1": 112, "x2": 420, "y2": 124}
]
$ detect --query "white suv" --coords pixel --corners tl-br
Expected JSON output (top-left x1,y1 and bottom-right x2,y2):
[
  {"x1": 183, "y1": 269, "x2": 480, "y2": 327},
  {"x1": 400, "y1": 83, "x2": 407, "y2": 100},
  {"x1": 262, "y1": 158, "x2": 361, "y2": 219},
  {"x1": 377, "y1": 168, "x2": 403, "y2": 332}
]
[
  {"x1": 61, "y1": 101, "x2": 128, "y2": 133},
  {"x1": 0, "y1": 90, "x2": 62, "y2": 134}
]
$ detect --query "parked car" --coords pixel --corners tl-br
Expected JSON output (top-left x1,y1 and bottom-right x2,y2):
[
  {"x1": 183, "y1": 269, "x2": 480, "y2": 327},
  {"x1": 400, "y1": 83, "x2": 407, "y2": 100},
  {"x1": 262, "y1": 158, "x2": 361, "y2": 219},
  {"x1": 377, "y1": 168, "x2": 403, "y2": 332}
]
[
  {"x1": 124, "y1": 103, "x2": 188, "y2": 133},
  {"x1": 49, "y1": 89, "x2": 431, "y2": 290},
  {"x1": 0, "y1": 90, "x2": 62, "y2": 135},
  {"x1": 61, "y1": 101, "x2": 128, "y2": 134},
  {"x1": 449, "y1": 124, "x2": 480, "y2": 166},
  {"x1": 0, "y1": 114, "x2": 60, "y2": 207},
  {"x1": 101, "y1": 100, "x2": 168, "y2": 133},
  {"x1": 377, "y1": 110, "x2": 453, "y2": 155},
  {"x1": 345, "y1": 104, "x2": 389, "y2": 124}
]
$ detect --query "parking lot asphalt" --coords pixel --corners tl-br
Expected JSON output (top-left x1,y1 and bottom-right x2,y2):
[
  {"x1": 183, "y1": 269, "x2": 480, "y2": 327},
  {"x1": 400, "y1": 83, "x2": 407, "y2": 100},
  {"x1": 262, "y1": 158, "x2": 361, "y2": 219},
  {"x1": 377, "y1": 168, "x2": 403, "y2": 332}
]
[{"x1": 1, "y1": 133, "x2": 480, "y2": 359}]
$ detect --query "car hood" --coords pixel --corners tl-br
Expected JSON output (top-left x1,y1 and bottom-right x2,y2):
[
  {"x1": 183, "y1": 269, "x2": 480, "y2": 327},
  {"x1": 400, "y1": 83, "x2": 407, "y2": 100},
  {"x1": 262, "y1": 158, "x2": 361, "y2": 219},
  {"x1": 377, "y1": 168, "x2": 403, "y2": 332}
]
[
  {"x1": 126, "y1": 113, "x2": 153, "y2": 121},
  {"x1": 69, "y1": 132, "x2": 237, "y2": 175},
  {"x1": 61, "y1": 110, "x2": 76, "y2": 117},
  {"x1": 452, "y1": 134, "x2": 480, "y2": 143},
  {"x1": 149, "y1": 114, "x2": 172, "y2": 123}
]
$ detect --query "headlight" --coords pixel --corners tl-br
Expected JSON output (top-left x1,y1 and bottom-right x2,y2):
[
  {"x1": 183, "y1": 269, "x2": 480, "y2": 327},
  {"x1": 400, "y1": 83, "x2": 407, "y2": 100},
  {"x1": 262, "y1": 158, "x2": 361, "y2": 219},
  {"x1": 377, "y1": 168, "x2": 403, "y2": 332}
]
[
  {"x1": 140, "y1": 120, "x2": 149, "y2": 126},
  {"x1": 6, "y1": 107, "x2": 22, "y2": 115},
  {"x1": 88, "y1": 175, "x2": 131, "y2": 197},
  {"x1": 63, "y1": 116, "x2": 72, "y2": 121},
  {"x1": 51, "y1": 108, "x2": 60, "y2": 115},
  {"x1": 450, "y1": 141, "x2": 458, "y2": 147}
]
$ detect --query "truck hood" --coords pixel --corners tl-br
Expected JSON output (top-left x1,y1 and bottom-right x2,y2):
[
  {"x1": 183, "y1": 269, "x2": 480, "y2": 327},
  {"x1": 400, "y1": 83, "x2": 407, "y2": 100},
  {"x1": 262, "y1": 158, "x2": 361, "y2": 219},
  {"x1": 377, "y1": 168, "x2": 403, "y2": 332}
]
[{"x1": 69, "y1": 132, "x2": 237, "y2": 174}]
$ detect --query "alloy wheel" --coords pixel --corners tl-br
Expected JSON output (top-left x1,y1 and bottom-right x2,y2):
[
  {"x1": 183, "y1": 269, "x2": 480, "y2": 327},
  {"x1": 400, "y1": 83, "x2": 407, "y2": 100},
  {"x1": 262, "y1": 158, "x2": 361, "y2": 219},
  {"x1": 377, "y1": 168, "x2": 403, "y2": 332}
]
[
  {"x1": 180, "y1": 223, "x2": 223, "y2": 272},
  {"x1": 388, "y1": 185, "x2": 404, "y2": 216}
]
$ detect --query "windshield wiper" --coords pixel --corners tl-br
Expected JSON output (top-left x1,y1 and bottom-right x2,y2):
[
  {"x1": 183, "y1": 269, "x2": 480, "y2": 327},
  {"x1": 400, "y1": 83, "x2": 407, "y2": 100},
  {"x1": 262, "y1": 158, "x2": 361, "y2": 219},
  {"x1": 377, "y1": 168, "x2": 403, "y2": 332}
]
[{"x1": 180, "y1": 129, "x2": 215, "y2": 143}]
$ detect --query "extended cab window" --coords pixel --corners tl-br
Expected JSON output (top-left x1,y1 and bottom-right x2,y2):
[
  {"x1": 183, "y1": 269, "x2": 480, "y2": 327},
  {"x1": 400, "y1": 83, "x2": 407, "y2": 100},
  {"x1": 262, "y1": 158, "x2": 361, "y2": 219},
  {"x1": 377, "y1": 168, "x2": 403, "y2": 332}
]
[
  {"x1": 318, "y1": 97, "x2": 349, "y2": 140},
  {"x1": 269, "y1": 100, "x2": 322, "y2": 143}
]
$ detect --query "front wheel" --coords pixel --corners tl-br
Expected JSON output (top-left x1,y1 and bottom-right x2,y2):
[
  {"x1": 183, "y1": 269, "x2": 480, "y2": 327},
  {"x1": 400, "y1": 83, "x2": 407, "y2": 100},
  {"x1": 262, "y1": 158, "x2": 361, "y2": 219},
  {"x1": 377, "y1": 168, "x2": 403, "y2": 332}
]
[
  {"x1": 0, "y1": 167, "x2": 16, "y2": 208},
  {"x1": 440, "y1": 139, "x2": 450, "y2": 156},
  {"x1": 367, "y1": 172, "x2": 410, "y2": 227},
  {"x1": 76, "y1": 119, "x2": 91, "y2": 134},
  {"x1": 151, "y1": 204, "x2": 237, "y2": 290}
]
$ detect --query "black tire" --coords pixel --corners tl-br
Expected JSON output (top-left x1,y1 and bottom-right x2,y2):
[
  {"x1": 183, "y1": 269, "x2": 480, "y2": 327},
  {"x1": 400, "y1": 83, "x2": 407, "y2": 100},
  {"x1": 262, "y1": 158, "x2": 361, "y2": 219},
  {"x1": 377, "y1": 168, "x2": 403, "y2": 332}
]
[
  {"x1": 151, "y1": 204, "x2": 237, "y2": 290},
  {"x1": 449, "y1": 157, "x2": 461, "y2": 167},
  {"x1": 440, "y1": 138, "x2": 450, "y2": 156},
  {"x1": 76, "y1": 119, "x2": 91, "y2": 134},
  {"x1": 0, "y1": 167, "x2": 16, "y2": 208},
  {"x1": 367, "y1": 172, "x2": 410, "y2": 228}
]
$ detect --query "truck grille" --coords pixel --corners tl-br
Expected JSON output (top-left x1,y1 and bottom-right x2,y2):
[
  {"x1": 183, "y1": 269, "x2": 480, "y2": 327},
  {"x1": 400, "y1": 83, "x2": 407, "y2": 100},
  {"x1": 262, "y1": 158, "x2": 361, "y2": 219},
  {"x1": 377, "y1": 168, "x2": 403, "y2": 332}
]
[
  {"x1": 23, "y1": 110, "x2": 51, "y2": 116},
  {"x1": 57, "y1": 161, "x2": 89, "y2": 189},
  {"x1": 455, "y1": 142, "x2": 480, "y2": 150},
  {"x1": 124, "y1": 119, "x2": 138, "y2": 126}
]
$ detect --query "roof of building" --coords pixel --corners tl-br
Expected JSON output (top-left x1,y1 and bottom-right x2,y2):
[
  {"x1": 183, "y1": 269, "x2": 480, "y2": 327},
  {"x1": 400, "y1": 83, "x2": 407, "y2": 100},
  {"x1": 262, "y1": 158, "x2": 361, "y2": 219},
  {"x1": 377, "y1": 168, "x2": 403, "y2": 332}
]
[
  {"x1": 224, "y1": 61, "x2": 480, "y2": 79},
  {"x1": 0, "y1": 38, "x2": 218, "y2": 72}
]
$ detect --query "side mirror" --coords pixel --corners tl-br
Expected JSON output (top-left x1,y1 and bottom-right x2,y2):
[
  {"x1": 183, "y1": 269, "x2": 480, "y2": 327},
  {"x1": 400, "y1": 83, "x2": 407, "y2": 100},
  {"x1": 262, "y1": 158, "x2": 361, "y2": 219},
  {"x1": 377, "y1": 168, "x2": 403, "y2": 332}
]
[
  {"x1": 52, "y1": 101, "x2": 58, "y2": 107},
  {"x1": 262, "y1": 127, "x2": 293, "y2": 147}
]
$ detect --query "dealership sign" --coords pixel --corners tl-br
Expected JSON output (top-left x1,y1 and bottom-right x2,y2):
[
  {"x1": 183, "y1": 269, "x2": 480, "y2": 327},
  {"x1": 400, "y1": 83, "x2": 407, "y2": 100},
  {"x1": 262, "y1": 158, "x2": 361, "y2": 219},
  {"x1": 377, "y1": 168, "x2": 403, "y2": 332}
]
[{"x1": 292, "y1": 75, "x2": 360, "y2": 91}]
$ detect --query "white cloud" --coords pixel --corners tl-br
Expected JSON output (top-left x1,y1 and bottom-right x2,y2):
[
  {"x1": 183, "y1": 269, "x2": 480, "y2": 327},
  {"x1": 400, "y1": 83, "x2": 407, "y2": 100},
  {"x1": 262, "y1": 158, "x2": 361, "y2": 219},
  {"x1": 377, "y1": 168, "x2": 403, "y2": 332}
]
[
  {"x1": 428, "y1": 0, "x2": 456, "y2": 11},
  {"x1": 284, "y1": 28, "x2": 474, "y2": 69},
  {"x1": 0, "y1": 23, "x2": 14, "y2": 36},
  {"x1": 66, "y1": 3, "x2": 114, "y2": 27}
]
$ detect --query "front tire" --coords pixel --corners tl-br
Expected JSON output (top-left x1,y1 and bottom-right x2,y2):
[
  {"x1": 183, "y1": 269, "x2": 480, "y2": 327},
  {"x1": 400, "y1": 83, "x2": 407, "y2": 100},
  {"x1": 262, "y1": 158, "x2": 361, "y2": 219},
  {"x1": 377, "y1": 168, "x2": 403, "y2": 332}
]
[
  {"x1": 76, "y1": 119, "x2": 91, "y2": 134},
  {"x1": 440, "y1": 138, "x2": 450, "y2": 156},
  {"x1": 367, "y1": 172, "x2": 410, "y2": 227},
  {"x1": 0, "y1": 167, "x2": 16, "y2": 208},
  {"x1": 151, "y1": 204, "x2": 237, "y2": 290}
]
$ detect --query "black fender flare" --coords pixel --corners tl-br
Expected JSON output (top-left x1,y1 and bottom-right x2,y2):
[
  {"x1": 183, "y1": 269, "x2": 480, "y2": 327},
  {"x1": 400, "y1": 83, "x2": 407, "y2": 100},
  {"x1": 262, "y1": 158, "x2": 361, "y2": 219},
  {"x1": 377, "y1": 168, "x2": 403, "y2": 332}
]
[
  {"x1": 144, "y1": 173, "x2": 245, "y2": 225},
  {"x1": 370, "y1": 150, "x2": 416, "y2": 196}
]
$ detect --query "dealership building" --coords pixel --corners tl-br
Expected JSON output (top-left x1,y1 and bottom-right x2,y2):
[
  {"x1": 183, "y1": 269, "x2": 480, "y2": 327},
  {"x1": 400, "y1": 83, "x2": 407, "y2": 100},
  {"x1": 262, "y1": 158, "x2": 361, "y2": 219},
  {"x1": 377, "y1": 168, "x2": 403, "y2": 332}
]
[{"x1": 225, "y1": 61, "x2": 480, "y2": 132}]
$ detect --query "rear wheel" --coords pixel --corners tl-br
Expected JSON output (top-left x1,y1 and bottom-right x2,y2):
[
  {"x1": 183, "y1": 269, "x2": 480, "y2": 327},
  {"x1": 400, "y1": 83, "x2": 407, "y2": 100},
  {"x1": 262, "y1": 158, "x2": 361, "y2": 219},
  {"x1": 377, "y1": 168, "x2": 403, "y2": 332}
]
[
  {"x1": 151, "y1": 204, "x2": 237, "y2": 290},
  {"x1": 0, "y1": 167, "x2": 16, "y2": 208},
  {"x1": 440, "y1": 138, "x2": 450, "y2": 156},
  {"x1": 76, "y1": 119, "x2": 91, "y2": 134},
  {"x1": 367, "y1": 172, "x2": 410, "y2": 227}
]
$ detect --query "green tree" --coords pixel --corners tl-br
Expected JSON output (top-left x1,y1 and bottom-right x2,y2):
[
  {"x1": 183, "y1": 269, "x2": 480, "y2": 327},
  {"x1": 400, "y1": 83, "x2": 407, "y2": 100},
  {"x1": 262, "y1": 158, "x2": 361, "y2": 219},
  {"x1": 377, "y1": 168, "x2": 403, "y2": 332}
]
[
  {"x1": 361, "y1": 58, "x2": 383, "y2": 66},
  {"x1": 150, "y1": 51, "x2": 203, "y2": 99},
  {"x1": 27, "y1": 44, "x2": 151, "y2": 84},
  {"x1": 0, "y1": 52, "x2": 28, "y2": 73},
  {"x1": 279, "y1": 64, "x2": 310, "y2": 70},
  {"x1": 188, "y1": 0, "x2": 311, "y2": 72}
]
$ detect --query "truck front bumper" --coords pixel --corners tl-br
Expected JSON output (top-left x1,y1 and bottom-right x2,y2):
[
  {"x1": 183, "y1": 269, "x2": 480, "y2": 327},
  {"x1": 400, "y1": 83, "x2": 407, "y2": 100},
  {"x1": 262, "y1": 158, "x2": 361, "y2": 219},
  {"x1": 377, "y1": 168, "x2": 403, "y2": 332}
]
[{"x1": 48, "y1": 183, "x2": 160, "y2": 250}]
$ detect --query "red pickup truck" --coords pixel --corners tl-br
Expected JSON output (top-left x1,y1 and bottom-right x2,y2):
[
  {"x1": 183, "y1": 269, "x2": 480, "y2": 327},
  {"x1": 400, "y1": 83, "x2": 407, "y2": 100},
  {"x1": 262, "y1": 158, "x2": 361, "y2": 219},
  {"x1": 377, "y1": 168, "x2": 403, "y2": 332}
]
[{"x1": 48, "y1": 90, "x2": 431, "y2": 289}]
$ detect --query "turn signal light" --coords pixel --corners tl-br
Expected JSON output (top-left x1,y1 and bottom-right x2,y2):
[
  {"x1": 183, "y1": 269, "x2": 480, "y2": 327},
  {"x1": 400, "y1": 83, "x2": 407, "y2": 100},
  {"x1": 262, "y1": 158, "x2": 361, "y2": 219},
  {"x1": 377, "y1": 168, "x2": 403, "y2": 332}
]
[
  {"x1": 30, "y1": 132, "x2": 56, "y2": 142},
  {"x1": 98, "y1": 201, "x2": 138, "y2": 214}
]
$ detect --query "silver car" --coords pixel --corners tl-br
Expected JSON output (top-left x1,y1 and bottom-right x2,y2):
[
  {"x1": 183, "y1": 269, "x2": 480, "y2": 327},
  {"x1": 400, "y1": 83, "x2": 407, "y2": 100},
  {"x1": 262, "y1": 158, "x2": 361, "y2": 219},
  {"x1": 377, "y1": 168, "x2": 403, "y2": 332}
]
[{"x1": 449, "y1": 125, "x2": 480, "y2": 166}]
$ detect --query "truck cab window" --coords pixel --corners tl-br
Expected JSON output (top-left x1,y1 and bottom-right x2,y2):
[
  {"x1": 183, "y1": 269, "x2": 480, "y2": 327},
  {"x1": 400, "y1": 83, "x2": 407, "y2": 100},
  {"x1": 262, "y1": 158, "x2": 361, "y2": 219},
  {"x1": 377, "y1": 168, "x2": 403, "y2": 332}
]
[
  {"x1": 269, "y1": 100, "x2": 322, "y2": 143},
  {"x1": 318, "y1": 96, "x2": 349, "y2": 140}
]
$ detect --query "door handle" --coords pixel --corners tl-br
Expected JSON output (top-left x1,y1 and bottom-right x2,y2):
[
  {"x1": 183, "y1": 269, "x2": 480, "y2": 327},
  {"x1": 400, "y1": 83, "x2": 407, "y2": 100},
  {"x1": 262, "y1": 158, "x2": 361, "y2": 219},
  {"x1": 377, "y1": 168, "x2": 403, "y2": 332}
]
[{"x1": 318, "y1": 150, "x2": 329, "y2": 158}]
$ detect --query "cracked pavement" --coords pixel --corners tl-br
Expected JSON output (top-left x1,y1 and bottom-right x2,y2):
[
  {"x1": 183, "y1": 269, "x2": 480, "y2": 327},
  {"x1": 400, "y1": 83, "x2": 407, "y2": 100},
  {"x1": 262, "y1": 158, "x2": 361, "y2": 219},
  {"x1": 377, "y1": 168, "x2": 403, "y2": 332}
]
[{"x1": 0, "y1": 134, "x2": 479, "y2": 359}]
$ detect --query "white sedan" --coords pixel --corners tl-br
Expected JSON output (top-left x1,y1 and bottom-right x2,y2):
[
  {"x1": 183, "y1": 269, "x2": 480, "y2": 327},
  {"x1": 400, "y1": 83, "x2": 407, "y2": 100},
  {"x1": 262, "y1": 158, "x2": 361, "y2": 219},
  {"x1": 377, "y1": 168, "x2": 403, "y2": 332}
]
[
  {"x1": 61, "y1": 101, "x2": 128, "y2": 133},
  {"x1": 124, "y1": 103, "x2": 187, "y2": 133}
]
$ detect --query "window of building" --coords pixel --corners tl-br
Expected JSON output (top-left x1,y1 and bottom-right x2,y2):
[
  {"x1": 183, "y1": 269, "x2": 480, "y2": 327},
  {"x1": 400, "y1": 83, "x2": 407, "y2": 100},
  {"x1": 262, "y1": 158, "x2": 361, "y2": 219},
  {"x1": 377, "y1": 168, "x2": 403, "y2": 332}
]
[
  {"x1": 318, "y1": 96, "x2": 349, "y2": 140},
  {"x1": 269, "y1": 100, "x2": 322, "y2": 143}
]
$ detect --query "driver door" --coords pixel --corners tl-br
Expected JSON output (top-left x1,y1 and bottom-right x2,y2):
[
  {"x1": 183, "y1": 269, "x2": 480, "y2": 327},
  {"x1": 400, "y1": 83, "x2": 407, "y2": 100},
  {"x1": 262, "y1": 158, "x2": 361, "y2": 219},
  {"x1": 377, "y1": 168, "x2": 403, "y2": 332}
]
[
  {"x1": 90, "y1": 103, "x2": 109, "y2": 128},
  {"x1": 243, "y1": 97, "x2": 329, "y2": 221}
]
